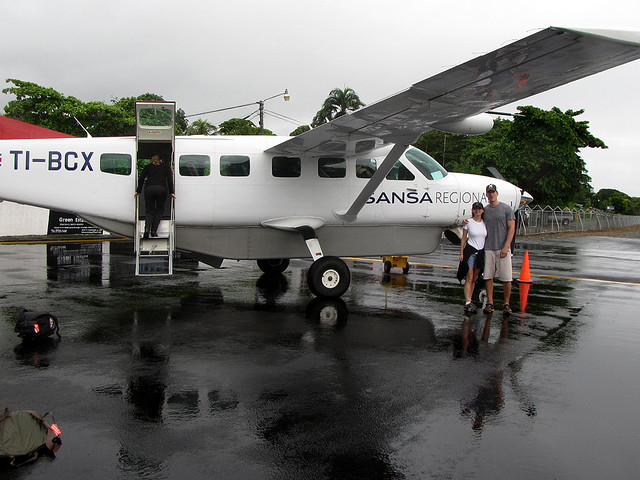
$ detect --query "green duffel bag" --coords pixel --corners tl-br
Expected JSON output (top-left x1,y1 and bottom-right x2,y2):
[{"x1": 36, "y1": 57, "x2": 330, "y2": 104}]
[{"x1": 0, "y1": 408, "x2": 62, "y2": 467}]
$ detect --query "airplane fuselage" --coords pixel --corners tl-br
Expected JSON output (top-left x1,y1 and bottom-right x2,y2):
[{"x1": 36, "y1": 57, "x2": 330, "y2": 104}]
[{"x1": 0, "y1": 135, "x2": 522, "y2": 261}]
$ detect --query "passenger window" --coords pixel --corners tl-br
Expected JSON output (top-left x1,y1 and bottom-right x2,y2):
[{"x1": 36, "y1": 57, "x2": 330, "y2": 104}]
[
  {"x1": 318, "y1": 157, "x2": 346, "y2": 178},
  {"x1": 220, "y1": 155, "x2": 250, "y2": 177},
  {"x1": 386, "y1": 161, "x2": 415, "y2": 181},
  {"x1": 100, "y1": 153, "x2": 131, "y2": 176},
  {"x1": 356, "y1": 158, "x2": 377, "y2": 178},
  {"x1": 272, "y1": 156, "x2": 301, "y2": 178},
  {"x1": 179, "y1": 155, "x2": 210, "y2": 176}
]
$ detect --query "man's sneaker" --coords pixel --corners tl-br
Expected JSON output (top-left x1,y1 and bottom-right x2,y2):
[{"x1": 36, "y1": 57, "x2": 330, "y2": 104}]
[
  {"x1": 483, "y1": 303, "x2": 494, "y2": 314},
  {"x1": 503, "y1": 304, "x2": 512, "y2": 315}
]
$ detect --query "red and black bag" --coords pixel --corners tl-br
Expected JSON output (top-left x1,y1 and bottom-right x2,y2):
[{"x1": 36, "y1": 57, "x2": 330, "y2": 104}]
[{"x1": 14, "y1": 310, "x2": 60, "y2": 340}]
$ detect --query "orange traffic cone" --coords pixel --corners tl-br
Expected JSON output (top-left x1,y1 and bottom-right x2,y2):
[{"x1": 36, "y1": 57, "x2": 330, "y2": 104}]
[{"x1": 518, "y1": 251, "x2": 533, "y2": 284}]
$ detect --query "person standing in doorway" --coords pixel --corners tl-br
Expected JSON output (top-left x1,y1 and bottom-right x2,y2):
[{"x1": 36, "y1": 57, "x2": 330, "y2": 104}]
[
  {"x1": 134, "y1": 154, "x2": 175, "y2": 238},
  {"x1": 482, "y1": 184, "x2": 515, "y2": 315}
]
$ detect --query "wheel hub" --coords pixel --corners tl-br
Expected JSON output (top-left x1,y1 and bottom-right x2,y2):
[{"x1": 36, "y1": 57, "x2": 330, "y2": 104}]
[{"x1": 321, "y1": 269, "x2": 340, "y2": 289}]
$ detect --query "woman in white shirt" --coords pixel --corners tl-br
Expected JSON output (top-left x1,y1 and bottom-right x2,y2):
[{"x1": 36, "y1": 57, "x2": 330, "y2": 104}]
[{"x1": 459, "y1": 202, "x2": 487, "y2": 313}]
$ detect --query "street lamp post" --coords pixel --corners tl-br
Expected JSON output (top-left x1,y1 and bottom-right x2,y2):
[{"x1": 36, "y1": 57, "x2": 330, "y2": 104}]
[
  {"x1": 185, "y1": 89, "x2": 290, "y2": 134},
  {"x1": 258, "y1": 89, "x2": 290, "y2": 134}
]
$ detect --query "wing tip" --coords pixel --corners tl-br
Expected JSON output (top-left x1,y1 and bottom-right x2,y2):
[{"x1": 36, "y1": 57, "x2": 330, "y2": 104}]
[{"x1": 552, "y1": 26, "x2": 640, "y2": 46}]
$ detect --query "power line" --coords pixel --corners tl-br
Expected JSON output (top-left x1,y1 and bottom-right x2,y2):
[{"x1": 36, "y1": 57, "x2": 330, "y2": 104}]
[
  {"x1": 263, "y1": 109, "x2": 305, "y2": 126},
  {"x1": 184, "y1": 101, "x2": 258, "y2": 118}
]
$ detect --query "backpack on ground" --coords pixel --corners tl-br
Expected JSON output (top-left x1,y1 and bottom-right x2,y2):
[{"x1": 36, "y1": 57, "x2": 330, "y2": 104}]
[
  {"x1": 15, "y1": 310, "x2": 61, "y2": 340},
  {"x1": 0, "y1": 408, "x2": 62, "y2": 467}
]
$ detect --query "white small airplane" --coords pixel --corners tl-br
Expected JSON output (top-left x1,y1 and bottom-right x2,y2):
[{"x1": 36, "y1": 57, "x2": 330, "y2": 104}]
[{"x1": 2, "y1": 27, "x2": 640, "y2": 297}]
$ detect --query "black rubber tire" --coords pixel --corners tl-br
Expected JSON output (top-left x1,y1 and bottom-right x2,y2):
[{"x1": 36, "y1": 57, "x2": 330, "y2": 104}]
[
  {"x1": 257, "y1": 258, "x2": 290, "y2": 274},
  {"x1": 307, "y1": 256, "x2": 351, "y2": 298}
]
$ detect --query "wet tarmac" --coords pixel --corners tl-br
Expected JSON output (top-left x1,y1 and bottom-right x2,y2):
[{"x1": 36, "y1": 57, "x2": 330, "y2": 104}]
[{"x1": 1, "y1": 234, "x2": 640, "y2": 479}]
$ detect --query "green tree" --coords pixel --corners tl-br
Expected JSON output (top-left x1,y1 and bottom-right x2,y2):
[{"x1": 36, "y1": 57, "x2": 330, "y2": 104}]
[
  {"x1": 503, "y1": 106, "x2": 602, "y2": 205},
  {"x1": 290, "y1": 125, "x2": 310, "y2": 136},
  {"x1": 3, "y1": 78, "x2": 86, "y2": 135},
  {"x1": 415, "y1": 107, "x2": 605, "y2": 206},
  {"x1": 311, "y1": 87, "x2": 365, "y2": 127},
  {"x1": 594, "y1": 188, "x2": 640, "y2": 214},
  {"x1": 218, "y1": 118, "x2": 273, "y2": 135},
  {"x1": 186, "y1": 118, "x2": 217, "y2": 135},
  {"x1": 3, "y1": 79, "x2": 187, "y2": 136}
]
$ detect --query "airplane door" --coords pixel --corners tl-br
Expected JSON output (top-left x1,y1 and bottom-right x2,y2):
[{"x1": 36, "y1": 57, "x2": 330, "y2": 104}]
[
  {"x1": 375, "y1": 160, "x2": 428, "y2": 224},
  {"x1": 134, "y1": 102, "x2": 176, "y2": 275},
  {"x1": 135, "y1": 101, "x2": 176, "y2": 228}
]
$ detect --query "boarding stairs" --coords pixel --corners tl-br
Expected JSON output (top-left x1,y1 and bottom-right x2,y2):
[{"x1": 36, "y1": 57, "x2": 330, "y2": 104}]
[{"x1": 134, "y1": 198, "x2": 175, "y2": 276}]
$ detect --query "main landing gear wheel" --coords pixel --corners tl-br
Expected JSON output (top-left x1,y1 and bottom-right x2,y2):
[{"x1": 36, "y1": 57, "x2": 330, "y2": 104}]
[
  {"x1": 307, "y1": 256, "x2": 351, "y2": 298},
  {"x1": 257, "y1": 258, "x2": 290, "y2": 274}
]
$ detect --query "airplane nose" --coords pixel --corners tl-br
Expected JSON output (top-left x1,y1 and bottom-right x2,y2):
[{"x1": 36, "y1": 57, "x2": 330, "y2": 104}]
[{"x1": 520, "y1": 189, "x2": 534, "y2": 205}]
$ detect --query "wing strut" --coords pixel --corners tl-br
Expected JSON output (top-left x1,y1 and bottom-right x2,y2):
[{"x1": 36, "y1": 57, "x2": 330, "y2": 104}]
[{"x1": 334, "y1": 142, "x2": 408, "y2": 223}]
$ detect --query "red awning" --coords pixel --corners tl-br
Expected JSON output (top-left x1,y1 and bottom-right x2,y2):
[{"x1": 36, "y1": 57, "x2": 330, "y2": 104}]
[{"x1": 0, "y1": 115, "x2": 75, "y2": 139}]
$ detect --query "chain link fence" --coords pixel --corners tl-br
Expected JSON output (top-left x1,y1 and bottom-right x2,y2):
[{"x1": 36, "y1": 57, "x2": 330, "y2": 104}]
[{"x1": 517, "y1": 205, "x2": 640, "y2": 235}]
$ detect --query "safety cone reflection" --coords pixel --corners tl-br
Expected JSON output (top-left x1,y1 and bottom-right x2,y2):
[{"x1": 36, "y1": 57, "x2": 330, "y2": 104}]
[
  {"x1": 518, "y1": 251, "x2": 533, "y2": 313},
  {"x1": 519, "y1": 282, "x2": 531, "y2": 313}
]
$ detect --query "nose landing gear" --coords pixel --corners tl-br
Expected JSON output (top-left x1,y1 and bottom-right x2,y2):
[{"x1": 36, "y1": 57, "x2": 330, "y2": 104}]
[{"x1": 307, "y1": 256, "x2": 351, "y2": 298}]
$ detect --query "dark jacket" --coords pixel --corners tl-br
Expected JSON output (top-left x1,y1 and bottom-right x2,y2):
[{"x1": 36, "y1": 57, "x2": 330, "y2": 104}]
[
  {"x1": 136, "y1": 162, "x2": 174, "y2": 194},
  {"x1": 456, "y1": 244, "x2": 485, "y2": 283}
]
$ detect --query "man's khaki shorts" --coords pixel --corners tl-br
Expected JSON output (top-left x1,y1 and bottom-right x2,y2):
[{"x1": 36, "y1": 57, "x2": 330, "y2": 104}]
[{"x1": 484, "y1": 249, "x2": 513, "y2": 282}]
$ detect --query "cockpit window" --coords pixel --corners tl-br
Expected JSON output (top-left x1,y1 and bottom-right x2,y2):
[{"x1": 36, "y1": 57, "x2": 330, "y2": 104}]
[{"x1": 404, "y1": 148, "x2": 448, "y2": 180}]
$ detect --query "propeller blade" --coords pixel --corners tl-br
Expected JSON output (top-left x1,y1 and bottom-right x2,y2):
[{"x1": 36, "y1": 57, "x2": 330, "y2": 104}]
[{"x1": 486, "y1": 166, "x2": 505, "y2": 180}]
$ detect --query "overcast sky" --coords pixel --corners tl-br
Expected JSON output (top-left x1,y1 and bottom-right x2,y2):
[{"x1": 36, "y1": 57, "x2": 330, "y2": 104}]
[{"x1": 2, "y1": 0, "x2": 639, "y2": 196}]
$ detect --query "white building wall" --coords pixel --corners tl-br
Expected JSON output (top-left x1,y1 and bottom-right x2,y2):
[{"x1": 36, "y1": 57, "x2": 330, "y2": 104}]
[{"x1": 0, "y1": 201, "x2": 49, "y2": 236}]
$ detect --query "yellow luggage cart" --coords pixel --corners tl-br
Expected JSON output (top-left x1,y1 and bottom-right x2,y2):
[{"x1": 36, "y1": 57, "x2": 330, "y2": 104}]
[{"x1": 382, "y1": 255, "x2": 410, "y2": 274}]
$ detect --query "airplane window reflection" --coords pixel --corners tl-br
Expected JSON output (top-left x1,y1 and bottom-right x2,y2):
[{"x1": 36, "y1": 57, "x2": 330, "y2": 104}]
[
  {"x1": 272, "y1": 156, "x2": 301, "y2": 178},
  {"x1": 385, "y1": 162, "x2": 415, "y2": 181},
  {"x1": 220, "y1": 155, "x2": 250, "y2": 177},
  {"x1": 100, "y1": 153, "x2": 132, "y2": 176},
  {"x1": 179, "y1": 155, "x2": 210, "y2": 176},
  {"x1": 318, "y1": 157, "x2": 346, "y2": 178},
  {"x1": 356, "y1": 158, "x2": 377, "y2": 178}
]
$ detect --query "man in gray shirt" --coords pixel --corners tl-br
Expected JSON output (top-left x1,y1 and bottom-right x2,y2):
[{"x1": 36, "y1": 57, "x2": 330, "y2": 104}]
[{"x1": 482, "y1": 184, "x2": 515, "y2": 314}]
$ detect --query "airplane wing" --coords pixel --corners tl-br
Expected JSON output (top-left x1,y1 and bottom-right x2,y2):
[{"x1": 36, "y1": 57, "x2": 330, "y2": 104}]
[{"x1": 267, "y1": 27, "x2": 640, "y2": 156}]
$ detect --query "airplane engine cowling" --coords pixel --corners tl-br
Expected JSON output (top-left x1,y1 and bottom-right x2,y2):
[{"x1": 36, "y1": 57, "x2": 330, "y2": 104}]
[
  {"x1": 444, "y1": 227, "x2": 463, "y2": 245},
  {"x1": 432, "y1": 113, "x2": 494, "y2": 135}
]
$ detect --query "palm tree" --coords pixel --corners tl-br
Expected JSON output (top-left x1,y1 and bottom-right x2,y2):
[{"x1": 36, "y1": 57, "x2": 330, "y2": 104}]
[
  {"x1": 185, "y1": 118, "x2": 217, "y2": 135},
  {"x1": 311, "y1": 87, "x2": 365, "y2": 127}
]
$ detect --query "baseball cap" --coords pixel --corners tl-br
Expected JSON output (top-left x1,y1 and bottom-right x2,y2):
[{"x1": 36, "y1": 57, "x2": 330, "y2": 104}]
[
  {"x1": 486, "y1": 184, "x2": 497, "y2": 193},
  {"x1": 472, "y1": 201, "x2": 484, "y2": 210}
]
